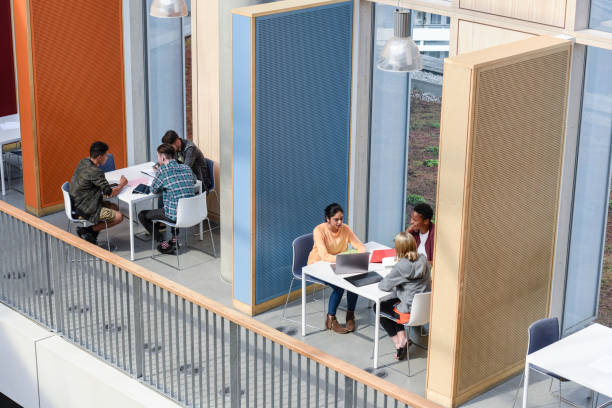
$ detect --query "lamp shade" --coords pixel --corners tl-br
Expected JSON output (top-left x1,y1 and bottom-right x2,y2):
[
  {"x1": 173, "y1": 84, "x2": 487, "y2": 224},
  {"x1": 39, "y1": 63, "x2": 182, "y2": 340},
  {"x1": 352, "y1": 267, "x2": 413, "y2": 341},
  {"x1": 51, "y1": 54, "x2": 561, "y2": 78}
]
[
  {"x1": 377, "y1": 10, "x2": 423, "y2": 72},
  {"x1": 150, "y1": 0, "x2": 188, "y2": 18}
]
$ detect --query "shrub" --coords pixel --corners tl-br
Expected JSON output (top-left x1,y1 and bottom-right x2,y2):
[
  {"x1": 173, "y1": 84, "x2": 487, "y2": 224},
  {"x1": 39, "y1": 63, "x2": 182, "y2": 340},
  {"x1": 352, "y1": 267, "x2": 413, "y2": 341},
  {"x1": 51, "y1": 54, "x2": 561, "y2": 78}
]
[
  {"x1": 423, "y1": 159, "x2": 439, "y2": 167},
  {"x1": 425, "y1": 146, "x2": 439, "y2": 156},
  {"x1": 406, "y1": 194, "x2": 426, "y2": 206}
]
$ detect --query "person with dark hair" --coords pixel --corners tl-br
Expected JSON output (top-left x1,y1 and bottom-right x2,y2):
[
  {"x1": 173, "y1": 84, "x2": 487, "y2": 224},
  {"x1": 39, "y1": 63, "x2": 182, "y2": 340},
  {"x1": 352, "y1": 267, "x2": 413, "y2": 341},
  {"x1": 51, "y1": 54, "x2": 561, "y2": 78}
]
[
  {"x1": 69, "y1": 141, "x2": 128, "y2": 244},
  {"x1": 406, "y1": 202, "x2": 435, "y2": 262},
  {"x1": 137, "y1": 143, "x2": 197, "y2": 254},
  {"x1": 161, "y1": 130, "x2": 212, "y2": 192},
  {"x1": 307, "y1": 203, "x2": 366, "y2": 334}
]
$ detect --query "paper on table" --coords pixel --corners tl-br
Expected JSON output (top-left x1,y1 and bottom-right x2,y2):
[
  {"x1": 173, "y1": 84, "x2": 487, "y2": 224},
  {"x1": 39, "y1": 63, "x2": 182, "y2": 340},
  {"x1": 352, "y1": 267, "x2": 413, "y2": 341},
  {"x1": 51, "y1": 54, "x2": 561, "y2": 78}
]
[
  {"x1": 0, "y1": 122, "x2": 19, "y2": 130},
  {"x1": 127, "y1": 177, "x2": 150, "y2": 187},
  {"x1": 588, "y1": 354, "x2": 612, "y2": 374}
]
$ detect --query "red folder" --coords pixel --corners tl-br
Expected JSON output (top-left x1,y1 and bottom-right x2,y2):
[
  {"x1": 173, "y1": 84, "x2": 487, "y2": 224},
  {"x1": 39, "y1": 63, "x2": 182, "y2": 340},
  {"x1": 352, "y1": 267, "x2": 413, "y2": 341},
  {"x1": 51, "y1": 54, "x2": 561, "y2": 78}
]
[{"x1": 370, "y1": 249, "x2": 396, "y2": 263}]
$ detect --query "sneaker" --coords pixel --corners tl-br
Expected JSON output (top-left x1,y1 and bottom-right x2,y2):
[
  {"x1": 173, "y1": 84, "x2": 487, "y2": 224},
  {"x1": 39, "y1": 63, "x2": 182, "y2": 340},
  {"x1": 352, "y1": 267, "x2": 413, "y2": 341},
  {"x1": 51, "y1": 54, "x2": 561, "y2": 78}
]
[
  {"x1": 76, "y1": 226, "x2": 90, "y2": 239},
  {"x1": 157, "y1": 240, "x2": 176, "y2": 255}
]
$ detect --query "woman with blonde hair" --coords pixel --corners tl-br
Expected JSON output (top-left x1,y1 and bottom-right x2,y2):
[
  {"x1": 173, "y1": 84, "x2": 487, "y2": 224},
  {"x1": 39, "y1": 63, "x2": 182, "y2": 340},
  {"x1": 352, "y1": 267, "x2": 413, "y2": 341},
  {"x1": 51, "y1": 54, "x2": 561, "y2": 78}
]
[{"x1": 377, "y1": 232, "x2": 431, "y2": 360}]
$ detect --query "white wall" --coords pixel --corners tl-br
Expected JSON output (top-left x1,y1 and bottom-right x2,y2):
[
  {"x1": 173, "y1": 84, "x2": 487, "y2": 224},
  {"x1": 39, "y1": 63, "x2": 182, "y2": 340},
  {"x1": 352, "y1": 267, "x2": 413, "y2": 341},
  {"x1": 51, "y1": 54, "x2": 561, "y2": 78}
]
[{"x1": 0, "y1": 303, "x2": 180, "y2": 408}]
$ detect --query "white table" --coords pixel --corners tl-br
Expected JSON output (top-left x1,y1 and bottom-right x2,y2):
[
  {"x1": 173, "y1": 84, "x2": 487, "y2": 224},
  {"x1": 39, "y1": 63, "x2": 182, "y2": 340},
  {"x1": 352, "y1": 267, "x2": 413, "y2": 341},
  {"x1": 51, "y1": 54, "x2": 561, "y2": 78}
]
[
  {"x1": 105, "y1": 162, "x2": 202, "y2": 261},
  {"x1": 301, "y1": 241, "x2": 395, "y2": 369},
  {"x1": 0, "y1": 114, "x2": 20, "y2": 196},
  {"x1": 522, "y1": 323, "x2": 612, "y2": 408}
]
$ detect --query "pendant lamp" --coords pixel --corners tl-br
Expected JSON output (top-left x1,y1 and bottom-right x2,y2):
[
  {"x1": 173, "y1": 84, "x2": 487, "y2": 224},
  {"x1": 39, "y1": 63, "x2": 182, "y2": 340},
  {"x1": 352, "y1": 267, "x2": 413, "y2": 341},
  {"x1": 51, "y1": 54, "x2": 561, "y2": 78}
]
[
  {"x1": 150, "y1": 0, "x2": 188, "y2": 18},
  {"x1": 377, "y1": 9, "x2": 423, "y2": 72}
]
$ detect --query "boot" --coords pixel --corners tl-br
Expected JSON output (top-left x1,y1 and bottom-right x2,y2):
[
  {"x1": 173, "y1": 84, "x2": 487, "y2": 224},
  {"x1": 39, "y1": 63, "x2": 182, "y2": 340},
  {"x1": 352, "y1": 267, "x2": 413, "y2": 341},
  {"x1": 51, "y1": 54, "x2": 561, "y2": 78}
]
[
  {"x1": 325, "y1": 314, "x2": 348, "y2": 334},
  {"x1": 345, "y1": 311, "x2": 356, "y2": 332}
]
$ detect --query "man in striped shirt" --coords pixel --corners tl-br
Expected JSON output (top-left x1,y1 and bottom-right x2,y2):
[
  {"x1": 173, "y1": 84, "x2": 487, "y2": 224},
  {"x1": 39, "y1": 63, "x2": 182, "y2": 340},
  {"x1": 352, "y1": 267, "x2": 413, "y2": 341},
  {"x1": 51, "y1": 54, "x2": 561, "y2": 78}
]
[{"x1": 138, "y1": 144, "x2": 196, "y2": 254}]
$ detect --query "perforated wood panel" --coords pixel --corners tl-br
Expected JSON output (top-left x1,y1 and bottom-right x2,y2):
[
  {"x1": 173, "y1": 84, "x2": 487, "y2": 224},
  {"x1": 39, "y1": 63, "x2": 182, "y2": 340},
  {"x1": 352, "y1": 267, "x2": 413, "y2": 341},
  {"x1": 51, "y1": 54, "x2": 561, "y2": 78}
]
[
  {"x1": 456, "y1": 49, "x2": 570, "y2": 392},
  {"x1": 28, "y1": 0, "x2": 126, "y2": 207},
  {"x1": 426, "y1": 36, "x2": 571, "y2": 407}
]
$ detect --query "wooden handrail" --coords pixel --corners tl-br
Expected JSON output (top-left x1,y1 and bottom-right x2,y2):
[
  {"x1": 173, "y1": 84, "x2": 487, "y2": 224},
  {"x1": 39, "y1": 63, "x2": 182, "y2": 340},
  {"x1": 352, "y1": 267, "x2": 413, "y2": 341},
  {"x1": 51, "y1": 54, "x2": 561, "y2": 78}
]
[{"x1": 0, "y1": 200, "x2": 441, "y2": 408}]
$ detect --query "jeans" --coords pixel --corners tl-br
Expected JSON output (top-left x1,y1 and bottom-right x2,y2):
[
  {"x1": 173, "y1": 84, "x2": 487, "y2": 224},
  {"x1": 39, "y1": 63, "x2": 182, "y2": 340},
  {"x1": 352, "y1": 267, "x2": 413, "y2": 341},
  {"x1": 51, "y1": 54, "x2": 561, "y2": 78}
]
[
  {"x1": 138, "y1": 209, "x2": 174, "y2": 242},
  {"x1": 328, "y1": 284, "x2": 358, "y2": 316}
]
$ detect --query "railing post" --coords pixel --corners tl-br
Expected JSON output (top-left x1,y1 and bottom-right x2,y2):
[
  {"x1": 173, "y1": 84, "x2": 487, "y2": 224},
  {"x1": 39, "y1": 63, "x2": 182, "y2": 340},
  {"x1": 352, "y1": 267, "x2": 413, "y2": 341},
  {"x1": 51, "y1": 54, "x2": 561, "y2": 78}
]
[
  {"x1": 230, "y1": 321, "x2": 241, "y2": 408},
  {"x1": 133, "y1": 276, "x2": 145, "y2": 378},
  {"x1": 44, "y1": 234, "x2": 55, "y2": 329},
  {"x1": 344, "y1": 376, "x2": 354, "y2": 408},
  {"x1": 50, "y1": 238, "x2": 64, "y2": 333}
]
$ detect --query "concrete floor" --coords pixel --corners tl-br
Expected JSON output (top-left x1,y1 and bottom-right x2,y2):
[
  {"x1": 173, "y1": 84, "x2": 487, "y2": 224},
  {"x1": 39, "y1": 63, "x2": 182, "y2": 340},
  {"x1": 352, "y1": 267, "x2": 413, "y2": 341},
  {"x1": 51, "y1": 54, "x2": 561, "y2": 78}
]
[{"x1": 1, "y1": 184, "x2": 609, "y2": 408}]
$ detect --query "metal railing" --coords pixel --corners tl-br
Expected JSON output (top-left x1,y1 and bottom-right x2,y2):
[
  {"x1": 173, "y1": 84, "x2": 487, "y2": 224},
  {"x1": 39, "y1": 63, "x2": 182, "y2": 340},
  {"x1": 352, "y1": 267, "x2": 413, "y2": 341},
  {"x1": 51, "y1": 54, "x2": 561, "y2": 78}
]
[{"x1": 0, "y1": 201, "x2": 440, "y2": 408}]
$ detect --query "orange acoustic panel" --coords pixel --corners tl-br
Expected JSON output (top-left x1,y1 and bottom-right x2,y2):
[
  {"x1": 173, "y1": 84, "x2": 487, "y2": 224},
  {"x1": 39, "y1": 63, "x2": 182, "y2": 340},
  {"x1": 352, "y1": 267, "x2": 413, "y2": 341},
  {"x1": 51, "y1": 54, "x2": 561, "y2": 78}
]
[
  {"x1": 13, "y1": 0, "x2": 126, "y2": 214},
  {"x1": 426, "y1": 36, "x2": 571, "y2": 407}
]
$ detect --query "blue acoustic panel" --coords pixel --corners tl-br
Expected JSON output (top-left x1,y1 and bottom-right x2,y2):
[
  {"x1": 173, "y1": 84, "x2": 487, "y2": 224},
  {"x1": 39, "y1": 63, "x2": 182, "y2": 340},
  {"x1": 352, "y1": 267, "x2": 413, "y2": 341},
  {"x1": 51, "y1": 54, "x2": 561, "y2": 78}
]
[
  {"x1": 232, "y1": 14, "x2": 252, "y2": 305},
  {"x1": 254, "y1": 2, "x2": 353, "y2": 304}
]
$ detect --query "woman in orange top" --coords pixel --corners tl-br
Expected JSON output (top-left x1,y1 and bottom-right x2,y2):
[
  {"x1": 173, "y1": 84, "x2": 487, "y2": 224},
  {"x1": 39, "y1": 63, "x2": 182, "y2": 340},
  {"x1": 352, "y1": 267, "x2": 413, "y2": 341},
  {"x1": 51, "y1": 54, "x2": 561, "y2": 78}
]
[{"x1": 308, "y1": 203, "x2": 366, "y2": 334}]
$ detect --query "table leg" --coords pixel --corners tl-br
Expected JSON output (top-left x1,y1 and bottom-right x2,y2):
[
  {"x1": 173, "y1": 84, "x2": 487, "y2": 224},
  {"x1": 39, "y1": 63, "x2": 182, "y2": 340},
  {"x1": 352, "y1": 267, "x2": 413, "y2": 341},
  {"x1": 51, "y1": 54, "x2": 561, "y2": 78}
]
[
  {"x1": 522, "y1": 364, "x2": 530, "y2": 408},
  {"x1": 302, "y1": 271, "x2": 306, "y2": 337},
  {"x1": 374, "y1": 299, "x2": 380, "y2": 369},
  {"x1": 129, "y1": 202, "x2": 135, "y2": 261},
  {"x1": 0, "y1": 152, "x2": 5, "y2": 196}
]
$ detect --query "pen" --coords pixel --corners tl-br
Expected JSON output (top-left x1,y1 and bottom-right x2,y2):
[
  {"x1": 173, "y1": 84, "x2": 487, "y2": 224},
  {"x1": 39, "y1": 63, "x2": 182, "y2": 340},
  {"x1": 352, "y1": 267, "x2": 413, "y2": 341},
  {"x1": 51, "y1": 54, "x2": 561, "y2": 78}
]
[{"x1": 141, "y1": 170, "x2": 154, "y2": 177}]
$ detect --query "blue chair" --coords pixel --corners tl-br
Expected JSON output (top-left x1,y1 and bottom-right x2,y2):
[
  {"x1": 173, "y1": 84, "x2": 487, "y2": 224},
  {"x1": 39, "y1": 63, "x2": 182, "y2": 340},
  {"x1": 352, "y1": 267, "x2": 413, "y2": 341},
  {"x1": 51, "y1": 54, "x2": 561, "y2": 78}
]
[
  {"x1": 205, "y1": 158, "x2": 219, "y2": 207},
  {"x1": 98, "y1": 153, "x2": 116, "y2": 173},
  {"x1": 513, "y1": 317, "x2": 580, "y2": 408},
  {"x1": 281, "y1": 233, "x2": 327, "y2": 327}
]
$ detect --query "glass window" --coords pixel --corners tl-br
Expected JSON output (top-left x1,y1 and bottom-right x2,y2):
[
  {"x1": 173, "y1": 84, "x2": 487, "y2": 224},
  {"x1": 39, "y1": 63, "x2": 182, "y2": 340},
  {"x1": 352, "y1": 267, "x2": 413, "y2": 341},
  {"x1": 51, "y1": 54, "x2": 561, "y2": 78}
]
[
  {"x1": 589, "y1": 0, "x2": 612, "y2": 33},
  {"x1": 145, "y1": 0, "x2": 191, "y2": 158},
  {"x1": 563, "y1": 46, "x2": 612, "y2": 333},
  {"x1": 368, "y1": 5, "x2": 447, "y2": 245}
]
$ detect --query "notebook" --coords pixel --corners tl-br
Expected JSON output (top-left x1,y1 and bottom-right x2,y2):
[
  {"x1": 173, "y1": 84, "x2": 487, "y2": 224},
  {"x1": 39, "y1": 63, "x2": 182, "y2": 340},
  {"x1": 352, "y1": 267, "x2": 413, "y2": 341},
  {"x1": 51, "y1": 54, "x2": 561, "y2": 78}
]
[
  {"x1": 370, "y1": 249, "x2": 396, "y2": 263},
  {"x1": 344, "y1": 271, "x2": 383, "y2": 287}
]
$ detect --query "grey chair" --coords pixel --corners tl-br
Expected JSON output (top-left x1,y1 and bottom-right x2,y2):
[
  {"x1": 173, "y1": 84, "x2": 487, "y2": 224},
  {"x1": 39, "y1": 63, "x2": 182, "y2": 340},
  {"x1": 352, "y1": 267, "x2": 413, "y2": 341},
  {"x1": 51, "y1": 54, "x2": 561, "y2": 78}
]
[
  {"x1": 61, "y1": 182, "x2": 111, "y2": 251},
  {"x1": 281, "y1": 233, "x2": 327, "y2": 328},
  {"x1": 512, "y1": 317, "x2": 580, "y2": 408},
  {"x1": 151, "y1": 193, "x2": 215, "y2": 270},
  {"x1": 378, "y1": 292, "x2": 431, "y2": 376}
]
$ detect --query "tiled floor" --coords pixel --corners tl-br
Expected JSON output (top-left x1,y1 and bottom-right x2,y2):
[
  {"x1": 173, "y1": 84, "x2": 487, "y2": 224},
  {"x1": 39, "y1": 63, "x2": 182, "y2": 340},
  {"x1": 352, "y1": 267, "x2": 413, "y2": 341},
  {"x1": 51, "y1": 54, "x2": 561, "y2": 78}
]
[{"x1": 1, "y1": 186, "x2": 609, "y2": 407}]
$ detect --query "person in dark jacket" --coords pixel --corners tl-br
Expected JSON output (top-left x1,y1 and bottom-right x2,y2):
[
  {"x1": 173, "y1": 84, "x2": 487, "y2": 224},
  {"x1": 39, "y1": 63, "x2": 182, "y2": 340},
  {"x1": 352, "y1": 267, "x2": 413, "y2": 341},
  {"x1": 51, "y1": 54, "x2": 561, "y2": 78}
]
[
  {"x1": 161, "y1": 130, "x2": 213, "y2": 192},
  {"x1": 377, "y1": 232, "x2": 431, "y2": 360},
  {"x1": 407, "y1": 202, "x2": 435, "y2": 263},
  {"x1": 69, "y1": 142, "x2": 127, "y2": 244}
]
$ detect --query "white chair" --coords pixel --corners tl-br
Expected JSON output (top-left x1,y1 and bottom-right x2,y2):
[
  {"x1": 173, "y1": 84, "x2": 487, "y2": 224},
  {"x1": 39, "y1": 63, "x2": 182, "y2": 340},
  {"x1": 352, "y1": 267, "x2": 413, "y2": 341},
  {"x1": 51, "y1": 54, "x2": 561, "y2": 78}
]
[
  {"x1": 61, "y1": 182, "x2": 111, "y2": 251},
  {"x1": 379, "y1": 291, "x2": 431, "y2": 376},
  {"x1": 151, "y1": 193, "x2": 216, "y2": 270}
]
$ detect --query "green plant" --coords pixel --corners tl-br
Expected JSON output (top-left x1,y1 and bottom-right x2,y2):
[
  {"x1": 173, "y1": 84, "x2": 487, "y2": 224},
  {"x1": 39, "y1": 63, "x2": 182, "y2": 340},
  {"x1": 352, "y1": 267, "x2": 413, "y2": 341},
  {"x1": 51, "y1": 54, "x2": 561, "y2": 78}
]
[
  {"x1": 425, "y1": 146, "x2": 439, "y2": 156},
  {"x1": 423, "y1": 159, "x2": 439, "y2": 167},
  {"x1": 609, "y1": 199, "x2": 612, "y2": 210},
  {"x1": 429, "y1": 121, "x2": 440, "y2": 129},
  {"x1": 406, "y1": 194, "x2": 426, "y2": 206}
]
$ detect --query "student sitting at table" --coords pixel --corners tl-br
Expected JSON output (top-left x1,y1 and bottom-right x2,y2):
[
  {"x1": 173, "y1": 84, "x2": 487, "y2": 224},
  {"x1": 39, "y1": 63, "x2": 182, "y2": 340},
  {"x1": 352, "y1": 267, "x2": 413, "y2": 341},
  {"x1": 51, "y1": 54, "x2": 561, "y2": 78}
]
[
  {"x1": 137, "y1": 143, "x2": 197, "y2": 254},
  {"x1": 307, "y1": 203, "x2": 366, "y2": 334},
  {"x1": 406, "y1": 202, "x2": 435, "y2": 263},
  {"x1": 377, "y1": 232, "x2": 431, "y2": 360},
  {"x1": 161, "y1": 130, "x2": 213, "y2": 193},
  {"x1": 70, "y1": 141, "x2": 128, "y2": 245}
]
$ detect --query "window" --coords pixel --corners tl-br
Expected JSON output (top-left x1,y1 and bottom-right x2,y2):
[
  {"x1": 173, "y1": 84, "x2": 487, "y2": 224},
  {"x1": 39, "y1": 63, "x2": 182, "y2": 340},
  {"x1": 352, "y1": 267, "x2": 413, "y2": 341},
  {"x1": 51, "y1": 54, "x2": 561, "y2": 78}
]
[
  {"x1": 145, "y1": 0, "x2": 191, "y2": 158},
  {"x1": 430, "y1": 14, "x2": 441, "y2": 25},
  {"x1": 368, "y1": 5, "x2": 447, "y2": 245},
  {"x1": 589, "y1": 0, "x2": 612, "y2": 33},
  {"x1": 563, "y1": 46, "x2": 612, "y2": 333}
]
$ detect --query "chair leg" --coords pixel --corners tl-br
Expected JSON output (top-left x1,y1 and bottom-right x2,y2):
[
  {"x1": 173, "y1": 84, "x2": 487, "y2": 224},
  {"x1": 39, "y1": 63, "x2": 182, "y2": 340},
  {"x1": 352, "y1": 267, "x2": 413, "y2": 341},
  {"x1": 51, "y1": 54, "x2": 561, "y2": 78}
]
[
  {"x1": 406, "y1": 326, "x2": 411, "y2": 377},
  {"x1": 207, "y1": 218, "x2": 216, "y2": 257},
  {"x1": 175, "y1": 227, "x2": 180, "y2": 270},
  {"x1": 151, "y1": 220, "x2": 157, "y2": 258},
  {"x1": 281, "y1": 278, "x2": 295, "y2": 320},
  {"x1": 104, "y1": 222, "x2": 110, "y2": 251}
]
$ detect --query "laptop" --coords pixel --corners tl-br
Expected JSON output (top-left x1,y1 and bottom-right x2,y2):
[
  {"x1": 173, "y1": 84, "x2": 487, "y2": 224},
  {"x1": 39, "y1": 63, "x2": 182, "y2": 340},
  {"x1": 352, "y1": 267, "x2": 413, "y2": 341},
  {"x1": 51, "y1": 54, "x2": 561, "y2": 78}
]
[
  {"x1": 344, "y1": 271, "x2": 383, "y2": 287},
  {"x1": 330, "y1": 252, "x2": 371, "y2": 275}
]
